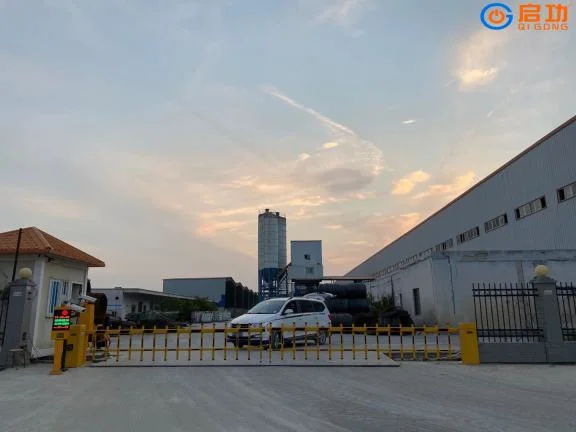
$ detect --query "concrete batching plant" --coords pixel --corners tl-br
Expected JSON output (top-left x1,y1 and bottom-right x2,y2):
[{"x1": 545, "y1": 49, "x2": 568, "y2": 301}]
[{"x1": 257, "y1": 209, "x2": 287, "y2": 300}]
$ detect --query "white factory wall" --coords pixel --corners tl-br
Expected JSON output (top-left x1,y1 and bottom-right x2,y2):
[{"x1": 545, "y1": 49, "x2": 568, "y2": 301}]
[
  {"x1": 366, "y1": 250, "x2": 576, "y2": 325},
  {"x1": 94, "y1": 288, "x2": 124, "y2": 318},
  {"x1": 290, "y1": 240, "x2": 324, "y2": 280},
  {"x1": 123, "y1": 294, "x2": 152, "y2": 316},
  {"x1": 347, "y1": 117, "x2": 576, "y2": 279}
]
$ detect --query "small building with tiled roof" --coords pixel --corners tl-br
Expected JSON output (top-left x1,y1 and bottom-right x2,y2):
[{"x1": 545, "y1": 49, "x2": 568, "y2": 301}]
[{"x1": 0, "y1": 227, "x2": 105, "y2": 357}]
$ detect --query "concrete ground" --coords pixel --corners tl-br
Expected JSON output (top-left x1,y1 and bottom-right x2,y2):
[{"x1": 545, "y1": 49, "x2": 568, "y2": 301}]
[{"x1": 1, "y1": 362, "x2": 574, "y2": 432}]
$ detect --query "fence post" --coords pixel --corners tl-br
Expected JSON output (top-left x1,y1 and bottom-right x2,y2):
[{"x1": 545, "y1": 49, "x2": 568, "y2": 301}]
[
  {"x1": 459, "y1": 323, "x2": 480, "y2": 365},
  {"x1": 531, "y1": 265, "x2": 563, "y2": 347}
]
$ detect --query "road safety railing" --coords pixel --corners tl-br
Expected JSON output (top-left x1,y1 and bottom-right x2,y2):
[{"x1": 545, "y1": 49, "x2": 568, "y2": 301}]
[{"x1": 87, "y1": 323, "x2": 474, "y2": 365}]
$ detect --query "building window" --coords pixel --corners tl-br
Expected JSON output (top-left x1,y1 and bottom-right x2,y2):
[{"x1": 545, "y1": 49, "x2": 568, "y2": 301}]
[
  {"x1": 47, "y1": 280, "x2": 62, "y2": 316},
  {"x1": 557, "y1": 182, "x2": 576, "y2": 203},
  {"x1": 304, "y1": 254, "x2": 311, "y2": 260},
  {"x1": 305, "y1": 267, "x2": 314, "y2": 274},
  {"x1": 457, "y1": 227, "x2": 480, "y2": 245},
  {"x1": 435, "y1": 238, "x2": 454, "y2": 252},
  {"x1": 412, "y1": 288, "x2": 421, "y2": 316},
  {"x1": 47, "y1": 279, "x2": 72, "y2": 316},
  {"x1": 515, "y1": 196, "x2": 547, "y2": 220},
  {"x1": 484, "y1": 213, "x2": 508, "y2": 233},
  {"x1": 131, "y1": 305, "x2": 136, "y2": 313},
  {"x1": 138, "y1": 301, "x2": 143, "y2": 313}
]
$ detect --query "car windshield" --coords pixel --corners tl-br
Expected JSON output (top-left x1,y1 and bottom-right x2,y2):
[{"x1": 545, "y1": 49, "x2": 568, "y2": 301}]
[{"x1": 247, "y1": 299, "x2": 286, "y2": 314}]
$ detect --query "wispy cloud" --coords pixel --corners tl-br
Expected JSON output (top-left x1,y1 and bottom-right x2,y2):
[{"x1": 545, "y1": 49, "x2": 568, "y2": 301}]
[
  {"x1": 324, "y1": 224, "x2": 344, "y2": 230},
  {"x1": 402, "y1": 119, "x2": 416, "y2": 125},
  {"x1": 196, "y1": 220, "x2": 252, "y2": 236},
  {"x1": 298, "y1": 153, "x2": 311, "y2": 161},
  {"x1": 261, "y1": 85, "x2": 386, "y2": 181},
  {"x1": 307, "y1": 0, "x2": 369, "y2": 30},
  {"x1": 455, "y1": 30, "x2": 508, "y2": 90},
  {"x1": 412, "y1": 171, "x2": 477, "y2": 200},
  {"x1": 323, "y1": 141, "x2": 339, "y2": 149},
  {"x1": 0, "y1": 185, "x2": 91, "y2": 221},
  {"x1": 391, "y1": 170, "x2": 431, "y2": 195},
  {"x1": 349, "y1": 212, "x2": 422, "y2": 247}
]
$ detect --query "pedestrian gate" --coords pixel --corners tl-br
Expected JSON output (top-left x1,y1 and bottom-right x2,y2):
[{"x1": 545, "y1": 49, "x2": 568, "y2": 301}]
[{"x1": 473, "y1": 277, "x2": 576, "y2": 363}]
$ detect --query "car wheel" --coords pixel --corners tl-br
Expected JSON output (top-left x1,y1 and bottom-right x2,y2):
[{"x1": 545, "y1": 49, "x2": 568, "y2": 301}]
[
  {"x1": 270, "y1": 331, "x2": 283, "y2": 350},
  {"x1": 317, "y1": 330, "x2": 328, "y2": 345}
]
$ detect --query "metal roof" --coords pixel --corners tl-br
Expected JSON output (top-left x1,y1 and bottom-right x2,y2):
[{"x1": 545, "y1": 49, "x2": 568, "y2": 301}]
[{"x1": 92, "y1": 288, "x2": 195, "y2": 301}]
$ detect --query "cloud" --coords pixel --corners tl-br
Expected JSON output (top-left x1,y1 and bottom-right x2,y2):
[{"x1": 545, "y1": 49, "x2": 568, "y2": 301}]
[
  {"x1": 261, "y1": 85, "x2": 386, "y2": 195},
  {"x1": 196, "y1": 220, "x2": 252, "y2": 236},
  {"x1": 455, "y1": 30, "x2": 508, "y2": 89},
  {"x1": 412, "y1": 171, "x2": 477, "y2": 200},
  {"x1": 402, "y1": 119, "x2": 416, "y2": 125},
  {"x1": 324, "y1": 224, "x2": 343, "y2": 230},
  {"x1": 391, "y1": 170, "x2": 431, "y2": 195},
  {"x1": 349, "y1": 212, "x2": 422, "y2": 247},
  {"x1": 261, "y1": 85, "x2": 356, "y2": 135},
  {"x1": 347, "y1": 240, "x2": 368, "y2": 245},
  {"x1": 0, "y1": 185, "x2": 91, "y2": 221},
  {"x1": 306, "y1": 0, "x2": 369, "y2": 30},
  {"x1": 298, "y1": 153, "x2": 311, "y2": 161}
]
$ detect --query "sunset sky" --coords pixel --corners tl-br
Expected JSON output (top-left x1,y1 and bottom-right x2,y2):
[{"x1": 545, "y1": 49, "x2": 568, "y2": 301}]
[{"x1": 1, "y1": 0, "x2": 574, "y2": 290}]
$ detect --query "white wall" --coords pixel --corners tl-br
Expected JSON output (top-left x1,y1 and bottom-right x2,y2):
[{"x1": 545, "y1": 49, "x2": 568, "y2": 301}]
[
  {"x1": 290, "y1": 241, "x2": 323, "y2": 280},
  {"x1": 92, "y1": 289, "x2": 124, "y2": 318},
  {"x1": 369, "y1": 250, "x2": 576, "y2": 326},
  {"x1": 123, "y1": 293, "x2": 152, "y2": 317},
  {"x1": 34, "y1": 258, "x2": 88, "y2": 354}
]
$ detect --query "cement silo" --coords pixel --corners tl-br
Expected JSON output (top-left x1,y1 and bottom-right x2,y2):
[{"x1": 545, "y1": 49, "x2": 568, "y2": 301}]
[{"x1": 258, "y1": 209, "x2": 287, "y2": 300}]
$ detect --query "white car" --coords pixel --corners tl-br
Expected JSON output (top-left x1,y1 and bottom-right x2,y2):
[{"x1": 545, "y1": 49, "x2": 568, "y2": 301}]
[{"x1": 227, "y1": 297, "x2": 331, "y2": 349}]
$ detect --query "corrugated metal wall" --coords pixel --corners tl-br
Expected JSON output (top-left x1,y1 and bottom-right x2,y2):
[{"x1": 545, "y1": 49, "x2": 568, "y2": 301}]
[
  {"x1": 163, "y1": 278, "x2": 226, "y2": 303},
  {"x1": 347, "y1": 118, "x2": 576, "y2": 278}
]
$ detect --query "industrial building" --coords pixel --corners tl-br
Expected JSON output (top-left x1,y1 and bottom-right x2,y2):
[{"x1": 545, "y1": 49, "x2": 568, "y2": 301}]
[
  {"x1": 163, "y1": 277, "x2": 257, "y2": 310},
  {"x1": 277, "y1": 240, "x2": 372, "y2": 296},
  {"x1": 346, "y1": 115, "x2": 576, "y2": 325},
  {"x1": 277, "y1": 240, "x2": 323, "y2": 295},
  {"x1": 90, "y1": 287, "x2": 193, "y2": 320},
  {"x1": 258, "y1": 209, "x2": 287, "y2": 300}
]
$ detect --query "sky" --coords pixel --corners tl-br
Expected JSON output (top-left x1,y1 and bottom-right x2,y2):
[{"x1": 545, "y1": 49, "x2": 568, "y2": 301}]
[{"x1": 0, "y1": 0, "x2": 574, "y2": 291}]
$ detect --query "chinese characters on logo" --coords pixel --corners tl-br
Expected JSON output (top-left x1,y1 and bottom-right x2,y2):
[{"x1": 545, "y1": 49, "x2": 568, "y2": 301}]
[
  {"x1": 481, "y1": 2, "x2": 570, "y2": 31},
  {"x1": 518, "y1": 3, "x2": 569, "y2": 30}
]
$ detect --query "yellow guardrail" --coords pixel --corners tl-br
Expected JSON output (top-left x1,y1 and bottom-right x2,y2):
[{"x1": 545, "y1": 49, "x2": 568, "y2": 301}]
[{"x1": 86, "y1": 323, "x2": 476, "y2": 365}]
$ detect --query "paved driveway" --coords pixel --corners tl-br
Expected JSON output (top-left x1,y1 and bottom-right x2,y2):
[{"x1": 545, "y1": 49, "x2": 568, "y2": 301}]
[{"x1": 1, "y1": 362, "x2": 574, "y2": 432}]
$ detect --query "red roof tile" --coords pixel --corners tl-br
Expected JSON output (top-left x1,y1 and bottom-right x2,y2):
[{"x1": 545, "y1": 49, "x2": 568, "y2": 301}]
[{"x1": 0, "y1": 227, "x2": 105, "y2": 267}]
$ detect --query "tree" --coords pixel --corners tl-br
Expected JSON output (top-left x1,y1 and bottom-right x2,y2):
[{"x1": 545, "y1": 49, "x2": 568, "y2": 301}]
[
  {"x1": 158, "y1": 297, "x2": 218, "y2": 321},
  {"x1": 368, "y1": 293, "x2": 395, "y2": 315}
]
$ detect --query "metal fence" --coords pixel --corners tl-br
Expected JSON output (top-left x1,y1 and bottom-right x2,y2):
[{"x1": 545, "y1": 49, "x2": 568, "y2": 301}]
[
  {"x1": 557, "y1": 282, "x2": 576, "y2": 341},
  {"x1": 473, "y1": 282, "x2": 542, "y2": 343},
  {"x1": 87, "y1": 324, "x2": 461, "y2": 366}
]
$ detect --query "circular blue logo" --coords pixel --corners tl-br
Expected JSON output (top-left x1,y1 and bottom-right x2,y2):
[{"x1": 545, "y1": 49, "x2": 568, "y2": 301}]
[{"x1": 480, "y1": 3, "x2": 514, "y2": 30}]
